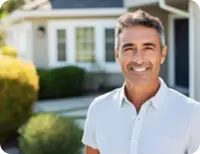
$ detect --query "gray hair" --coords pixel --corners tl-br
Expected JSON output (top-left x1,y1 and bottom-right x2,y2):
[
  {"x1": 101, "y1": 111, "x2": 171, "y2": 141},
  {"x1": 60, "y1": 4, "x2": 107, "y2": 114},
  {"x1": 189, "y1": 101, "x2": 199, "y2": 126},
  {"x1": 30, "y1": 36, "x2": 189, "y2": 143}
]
[{"x1": 115, "y1": 9, "x2": 165, "y2": 50}]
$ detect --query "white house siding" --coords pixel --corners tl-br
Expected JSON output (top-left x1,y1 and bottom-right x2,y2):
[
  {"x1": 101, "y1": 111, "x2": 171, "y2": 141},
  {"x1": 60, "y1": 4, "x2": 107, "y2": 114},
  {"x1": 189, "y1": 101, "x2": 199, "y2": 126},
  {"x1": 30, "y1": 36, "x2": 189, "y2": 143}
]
[
  {"x1": 5, "y1": 21, "x2": 33, "y2": 61},
  {"x1": 32, "y1": 21, "x2": 49, "y2": 68}
]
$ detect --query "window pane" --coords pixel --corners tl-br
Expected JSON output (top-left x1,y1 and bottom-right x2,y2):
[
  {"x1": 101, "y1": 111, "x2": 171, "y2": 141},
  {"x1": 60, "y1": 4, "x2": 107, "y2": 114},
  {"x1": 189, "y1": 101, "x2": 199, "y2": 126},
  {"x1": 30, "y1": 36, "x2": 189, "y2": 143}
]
[
  {"x1": 57, "y1": 29, "x2": 66, "y2": 61},
  {"x1": 57, "y1": 29, "x2": 66, "y2": 41},
  {"x1": 106, "y1": 28, "x2": 114, "y2": 39},
  {"x1": 57, "y1": 43, "x2": 66, "y2": 61},
  {"x1": 106, "y1": 43, "x2": 115, "y2": 62},
  {"x1": 105, "y1": 28, "x2": 115, "y2": 62},
  {"x1": 87, "y1": 27, "x2": 94, "y2": 39},
  {"x1": 76, "y1": 27, "x2": 95, "y2": 62}
]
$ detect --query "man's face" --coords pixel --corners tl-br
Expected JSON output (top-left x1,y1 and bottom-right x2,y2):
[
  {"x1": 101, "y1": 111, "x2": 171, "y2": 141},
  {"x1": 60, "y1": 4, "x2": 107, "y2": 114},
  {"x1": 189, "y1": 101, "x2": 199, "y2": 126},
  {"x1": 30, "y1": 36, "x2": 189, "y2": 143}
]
[{"x1": 115, "y1": 26, "x2": 167, "y2": 86}]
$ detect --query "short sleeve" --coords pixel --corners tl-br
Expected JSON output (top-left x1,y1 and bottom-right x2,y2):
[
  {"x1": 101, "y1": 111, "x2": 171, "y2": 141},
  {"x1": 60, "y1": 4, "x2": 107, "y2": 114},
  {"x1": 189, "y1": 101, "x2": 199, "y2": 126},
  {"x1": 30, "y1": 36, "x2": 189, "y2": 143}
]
[
  {"x1": 82, "y1": 100, "x2": 98, "y2": 149},
  {"x1": 187, "y1": 102, "x2": 200, "y2": 154}
]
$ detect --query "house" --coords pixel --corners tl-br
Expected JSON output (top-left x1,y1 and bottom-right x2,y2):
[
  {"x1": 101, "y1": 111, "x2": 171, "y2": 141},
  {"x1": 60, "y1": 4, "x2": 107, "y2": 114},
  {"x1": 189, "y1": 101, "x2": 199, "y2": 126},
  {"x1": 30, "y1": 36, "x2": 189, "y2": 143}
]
[
  {"x1": 1, "y1": 0, "x2": 200, "y2": 102},
  {"x1": 0, "y1": 0, "x2": 127, "y2": 90}
]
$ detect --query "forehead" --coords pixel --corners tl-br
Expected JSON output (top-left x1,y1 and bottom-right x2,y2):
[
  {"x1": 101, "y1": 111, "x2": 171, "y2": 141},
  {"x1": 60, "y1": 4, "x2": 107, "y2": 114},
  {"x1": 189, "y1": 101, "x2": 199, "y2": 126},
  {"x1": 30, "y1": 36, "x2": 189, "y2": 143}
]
[{"x1": 119, "y1": 26, "x2": 160, "y2": 45}]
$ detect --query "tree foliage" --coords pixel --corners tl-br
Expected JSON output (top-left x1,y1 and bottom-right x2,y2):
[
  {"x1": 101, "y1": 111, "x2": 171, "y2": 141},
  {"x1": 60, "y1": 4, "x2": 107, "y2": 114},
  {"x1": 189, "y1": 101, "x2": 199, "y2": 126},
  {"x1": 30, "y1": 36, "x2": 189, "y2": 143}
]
[{"x1": 0, "y1": 0, "x2": 24, "y2": 19}]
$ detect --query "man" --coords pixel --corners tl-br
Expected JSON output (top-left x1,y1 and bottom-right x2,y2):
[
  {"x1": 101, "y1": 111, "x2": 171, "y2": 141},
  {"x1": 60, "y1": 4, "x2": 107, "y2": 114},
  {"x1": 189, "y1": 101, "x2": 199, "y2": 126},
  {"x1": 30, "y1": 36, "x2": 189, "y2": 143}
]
[{"x1": 82, "y1": 9, "x2": 200, "y2": 154}]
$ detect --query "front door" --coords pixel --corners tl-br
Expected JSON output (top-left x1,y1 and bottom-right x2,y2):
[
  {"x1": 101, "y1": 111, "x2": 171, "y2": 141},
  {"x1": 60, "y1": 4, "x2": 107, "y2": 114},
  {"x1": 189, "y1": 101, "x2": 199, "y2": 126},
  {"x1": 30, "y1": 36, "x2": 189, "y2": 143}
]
[{"x1": 174, "y1": 18, "x2": 189, "y2": 92}]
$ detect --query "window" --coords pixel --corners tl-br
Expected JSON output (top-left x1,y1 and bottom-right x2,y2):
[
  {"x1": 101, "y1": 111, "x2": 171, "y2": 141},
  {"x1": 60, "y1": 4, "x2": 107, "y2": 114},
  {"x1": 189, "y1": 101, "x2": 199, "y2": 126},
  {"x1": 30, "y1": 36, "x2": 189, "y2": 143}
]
[
  {"x1": 56, "y1": 29, "x2": 66, "y2": 62},
  {"x1": 105, "y1": 28, "x2": 115, "y2": 62},
  {"x1": 76, "y1": 27, "x2": 95, "y2": 62}
]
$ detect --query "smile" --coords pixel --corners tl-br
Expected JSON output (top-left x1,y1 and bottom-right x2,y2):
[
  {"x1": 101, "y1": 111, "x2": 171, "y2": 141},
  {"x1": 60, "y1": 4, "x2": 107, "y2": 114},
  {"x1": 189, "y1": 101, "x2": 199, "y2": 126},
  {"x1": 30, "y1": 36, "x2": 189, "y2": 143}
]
[{"x1": 130, "y1": 67, "x2": 150, "y2": 73}]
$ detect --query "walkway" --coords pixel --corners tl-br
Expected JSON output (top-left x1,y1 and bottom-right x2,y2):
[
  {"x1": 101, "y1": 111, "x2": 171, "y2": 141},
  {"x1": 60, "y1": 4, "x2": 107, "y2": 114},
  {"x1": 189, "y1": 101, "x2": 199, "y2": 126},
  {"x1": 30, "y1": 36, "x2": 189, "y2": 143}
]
[
  {"x1": 4, "y1": 94, "x2": 100, "y2": 154},
  {"x1": 34, "y1": 94, "x2": 99, "y2": 128}
]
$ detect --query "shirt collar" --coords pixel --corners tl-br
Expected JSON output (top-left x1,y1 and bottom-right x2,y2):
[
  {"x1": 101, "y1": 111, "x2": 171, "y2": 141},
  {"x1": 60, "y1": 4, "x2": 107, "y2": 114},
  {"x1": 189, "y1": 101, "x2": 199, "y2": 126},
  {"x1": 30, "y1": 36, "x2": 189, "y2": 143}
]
[
  {"x1": 118, "y1": 77, "x2": 168, "y2": 109},
  {"x1": 118, "y1": 82, "x2": 126, "y2": 108}
]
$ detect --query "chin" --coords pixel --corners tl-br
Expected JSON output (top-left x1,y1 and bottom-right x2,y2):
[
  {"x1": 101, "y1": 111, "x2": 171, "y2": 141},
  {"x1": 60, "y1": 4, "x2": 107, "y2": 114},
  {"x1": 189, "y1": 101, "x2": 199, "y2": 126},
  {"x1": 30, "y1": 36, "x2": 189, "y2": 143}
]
[{"x1": 128, "y1": 76, "x2": 153, "y2": 86}]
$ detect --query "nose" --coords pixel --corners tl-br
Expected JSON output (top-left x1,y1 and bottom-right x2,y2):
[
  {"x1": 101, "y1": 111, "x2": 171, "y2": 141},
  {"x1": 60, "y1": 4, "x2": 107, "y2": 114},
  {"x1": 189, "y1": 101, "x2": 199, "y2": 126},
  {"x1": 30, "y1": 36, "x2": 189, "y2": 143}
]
[{"x1": 132, "y1": 50, "x2": 144, "y2": 65}]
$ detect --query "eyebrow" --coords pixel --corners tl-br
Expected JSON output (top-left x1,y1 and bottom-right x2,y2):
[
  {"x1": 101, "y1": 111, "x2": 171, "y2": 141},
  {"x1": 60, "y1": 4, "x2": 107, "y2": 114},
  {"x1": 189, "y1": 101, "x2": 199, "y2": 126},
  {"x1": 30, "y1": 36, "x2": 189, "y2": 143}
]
[
  {"x1": 122, "y1": 43, "x2": 135, "y2": 49},
  {"x1": 122, "y1": 42, "x2": 156, "y2": 50},
  {"x1": 143, "y1": 43, "x2": 156, "y2": 48}
]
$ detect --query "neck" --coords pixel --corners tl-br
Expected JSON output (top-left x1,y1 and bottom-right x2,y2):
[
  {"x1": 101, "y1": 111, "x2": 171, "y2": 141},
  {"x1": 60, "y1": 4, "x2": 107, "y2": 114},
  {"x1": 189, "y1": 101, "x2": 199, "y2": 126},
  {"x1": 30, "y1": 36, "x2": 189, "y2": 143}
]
[{"x1": 125, "y1": 79, "x2": 160, "y2": 113}]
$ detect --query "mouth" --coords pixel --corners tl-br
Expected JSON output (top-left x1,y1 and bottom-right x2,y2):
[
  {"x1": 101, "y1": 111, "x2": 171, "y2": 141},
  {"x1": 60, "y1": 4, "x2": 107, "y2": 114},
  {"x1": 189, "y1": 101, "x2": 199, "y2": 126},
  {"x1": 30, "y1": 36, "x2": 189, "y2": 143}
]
[{"x1": 130, "y1": 67, "x2": 150, "y2": 73}]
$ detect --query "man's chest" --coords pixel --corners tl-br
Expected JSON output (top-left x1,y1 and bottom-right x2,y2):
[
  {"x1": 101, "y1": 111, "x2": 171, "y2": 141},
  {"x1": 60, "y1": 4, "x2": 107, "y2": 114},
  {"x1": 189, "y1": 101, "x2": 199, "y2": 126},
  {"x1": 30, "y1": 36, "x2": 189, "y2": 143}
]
[{"x1": 95, "y1": 109, "x2": 190, "y2": 154}]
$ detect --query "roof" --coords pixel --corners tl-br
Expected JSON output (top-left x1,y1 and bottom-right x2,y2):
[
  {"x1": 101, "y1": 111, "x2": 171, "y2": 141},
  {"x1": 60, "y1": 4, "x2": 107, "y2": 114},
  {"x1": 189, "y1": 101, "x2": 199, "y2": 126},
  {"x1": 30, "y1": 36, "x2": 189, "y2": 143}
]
[
  {"x1": 51, "y1": 0, "x2": 124, "y2": 9},
  {"x1": 22, "y1": 0, "x2": 51, "y2": 10},
  {"x1": 0, "y1": 8, "x2": 127, "y2": 25}
]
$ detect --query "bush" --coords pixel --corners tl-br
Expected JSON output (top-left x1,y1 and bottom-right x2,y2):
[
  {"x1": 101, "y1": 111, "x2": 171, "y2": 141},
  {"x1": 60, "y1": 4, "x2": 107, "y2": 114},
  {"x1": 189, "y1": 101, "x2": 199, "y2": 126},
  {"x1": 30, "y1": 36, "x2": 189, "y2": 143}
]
[
  {"x1": 37, "y1": 66, "x2": 86, "y2": 100},
  {"x1": 18, "y1": 113, "x2": 83, "y2": 154},
  {"x1": 0, "y1": 30, "x2": 6, "y2": 47},
  {"x1": 1, "y1": 45, "x2": 18, "y2": 58},
  {"x1": 0, "y1": 56, "x2": 39, "y2": 144}
]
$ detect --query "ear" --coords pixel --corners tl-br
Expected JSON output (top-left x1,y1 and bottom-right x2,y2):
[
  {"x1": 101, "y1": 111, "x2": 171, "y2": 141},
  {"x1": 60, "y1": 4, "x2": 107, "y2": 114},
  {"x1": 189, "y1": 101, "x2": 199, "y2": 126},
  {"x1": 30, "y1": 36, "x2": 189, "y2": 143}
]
[
  {"x1": 160, "y1": 45, "x2": 167, "y2": 64},
  {"x1": 115, "y1": 48, "x2": 119, "y2": 61}
]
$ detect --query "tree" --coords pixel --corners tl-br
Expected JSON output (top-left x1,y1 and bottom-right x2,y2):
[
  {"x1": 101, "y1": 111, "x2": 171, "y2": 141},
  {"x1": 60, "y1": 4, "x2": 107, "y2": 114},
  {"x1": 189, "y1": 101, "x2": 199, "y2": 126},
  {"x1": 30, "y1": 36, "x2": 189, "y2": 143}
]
[
  {"x1": 0, "y1": 0, "x2": 25, "y2": 47},
  {"x1": 0, "y1": 0, "x2": 24, "y2": 17}
]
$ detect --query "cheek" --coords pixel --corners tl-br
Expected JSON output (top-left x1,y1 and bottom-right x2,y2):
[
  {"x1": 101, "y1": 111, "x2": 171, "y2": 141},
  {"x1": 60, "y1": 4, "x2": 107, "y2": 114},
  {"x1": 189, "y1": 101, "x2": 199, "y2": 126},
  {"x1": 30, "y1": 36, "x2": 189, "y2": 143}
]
[
  {"x1": 144, "y1": 54, "x2": 162, "y2": 68},
  {"x1": 121, "y1": 57, "x2": 132, "y2": 66},
  {"x1": 118, "y1": 57, "x2": 131, "y2": 70},
  {"x1": 152, "y1": 57, "x2": 162, "y2": 69}
]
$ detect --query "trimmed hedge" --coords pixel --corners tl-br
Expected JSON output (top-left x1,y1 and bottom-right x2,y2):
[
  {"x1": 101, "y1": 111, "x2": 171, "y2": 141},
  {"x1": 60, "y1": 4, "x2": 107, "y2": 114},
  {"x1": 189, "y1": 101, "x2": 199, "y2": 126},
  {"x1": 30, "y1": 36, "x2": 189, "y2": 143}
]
[
  {"x1": 19, "y1": 113, "x2": 83, "y2": 154},
  {"x1": 37, "y1": 66, "x2": 86, "y2": 100},
  {"x1": 0, "y1": 56, "x2": 39, "y2": 144}
]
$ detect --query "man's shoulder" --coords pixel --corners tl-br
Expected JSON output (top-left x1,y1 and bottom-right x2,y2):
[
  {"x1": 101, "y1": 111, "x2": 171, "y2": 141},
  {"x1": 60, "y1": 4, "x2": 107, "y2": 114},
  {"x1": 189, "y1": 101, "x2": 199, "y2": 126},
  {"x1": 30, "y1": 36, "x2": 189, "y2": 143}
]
[
  {"x1": 87, "y1": 88, "x2": 121, "y2": 111},
  {"x1": 96, "y1": 87, "x2": 121, "y2": 99},
  {"x1": 92, "y1": 88, "x2": 120, "y2": 105},
  {"x1": 168, "y1": 87, "x2": 200, "y2": 109}
]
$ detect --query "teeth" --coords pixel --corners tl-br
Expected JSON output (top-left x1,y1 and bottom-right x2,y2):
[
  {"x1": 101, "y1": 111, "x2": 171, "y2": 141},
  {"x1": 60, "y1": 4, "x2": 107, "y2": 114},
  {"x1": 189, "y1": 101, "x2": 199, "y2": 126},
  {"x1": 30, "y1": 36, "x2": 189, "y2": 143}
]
[{"x1": 133, "y1": 68, "x2": 147, "y2": 72}]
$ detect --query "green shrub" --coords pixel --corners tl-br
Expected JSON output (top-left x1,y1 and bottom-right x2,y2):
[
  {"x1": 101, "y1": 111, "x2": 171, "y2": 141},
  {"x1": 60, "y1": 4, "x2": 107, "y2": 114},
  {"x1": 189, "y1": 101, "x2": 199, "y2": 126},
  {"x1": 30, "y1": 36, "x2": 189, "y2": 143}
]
[
  {"x1": 0, "y1": 56, "x2": 39, "y2": 144},
  {"x1": 1, "y1": 45, "x2": 18, "y2": 57},
  {"x1": 0, "y1": 30, "x2": 6, "y2": 47},
  {"x1": 37, "y1": 66, "x2": 86, "y2": 100},
  {"x1": 18, "y1": 113, "x2": 83, "y2": 154}
]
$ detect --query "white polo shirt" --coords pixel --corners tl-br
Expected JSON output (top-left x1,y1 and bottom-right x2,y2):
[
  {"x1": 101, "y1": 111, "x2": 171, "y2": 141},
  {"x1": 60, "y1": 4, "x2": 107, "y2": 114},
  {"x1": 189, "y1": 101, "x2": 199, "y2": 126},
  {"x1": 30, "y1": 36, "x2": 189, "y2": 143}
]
[{"x1": 82, "y1": 78, "x2": 200, "y2": 154}]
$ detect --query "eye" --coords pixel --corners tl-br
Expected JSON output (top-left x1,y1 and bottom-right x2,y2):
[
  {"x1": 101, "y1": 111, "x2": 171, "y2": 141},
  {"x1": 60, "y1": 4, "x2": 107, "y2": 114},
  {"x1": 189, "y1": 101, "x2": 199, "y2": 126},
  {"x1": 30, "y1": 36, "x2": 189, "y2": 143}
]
[
  {"x1": 123, "y1": 47, "x2": 132, "y2": 52},
  {"x1": 123, "y1": 47, "x2": 137, "y2": 52},
  {"x1": 144, "y1": 47, "x2": 154, "y2": 51}
]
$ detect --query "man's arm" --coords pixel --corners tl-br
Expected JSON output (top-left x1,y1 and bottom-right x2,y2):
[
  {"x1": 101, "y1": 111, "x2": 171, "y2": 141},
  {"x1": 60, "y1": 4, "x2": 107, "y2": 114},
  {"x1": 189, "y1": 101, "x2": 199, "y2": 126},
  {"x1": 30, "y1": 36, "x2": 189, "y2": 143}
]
[
  {"x1": 187, "y1": 102, "x2": 200, "y2": 154},
  {"x1": 82, "y1": 99, "x2": 99, "y2": 154},
  {"x1": 84, "y1": 145, "x2": 100, "y2": 154}
]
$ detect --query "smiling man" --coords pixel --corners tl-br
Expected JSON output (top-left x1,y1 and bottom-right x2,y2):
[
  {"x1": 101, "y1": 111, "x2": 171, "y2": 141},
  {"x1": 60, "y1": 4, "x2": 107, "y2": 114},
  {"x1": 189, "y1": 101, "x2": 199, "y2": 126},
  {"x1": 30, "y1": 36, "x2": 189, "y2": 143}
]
[{"x1": 82, "y1": 10, "x2": 200, "y2": 154}]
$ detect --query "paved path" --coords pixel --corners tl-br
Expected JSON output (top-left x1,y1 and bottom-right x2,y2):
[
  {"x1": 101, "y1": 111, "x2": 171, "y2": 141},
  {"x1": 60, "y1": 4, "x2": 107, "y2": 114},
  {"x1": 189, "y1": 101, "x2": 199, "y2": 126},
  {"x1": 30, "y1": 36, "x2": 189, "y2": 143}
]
[
  {"x1": 4, "y1": 94, "x2": 100, "y2": 154},
  {"x1": 34, "y1": 94, "x2": 99, "y2": 128}
]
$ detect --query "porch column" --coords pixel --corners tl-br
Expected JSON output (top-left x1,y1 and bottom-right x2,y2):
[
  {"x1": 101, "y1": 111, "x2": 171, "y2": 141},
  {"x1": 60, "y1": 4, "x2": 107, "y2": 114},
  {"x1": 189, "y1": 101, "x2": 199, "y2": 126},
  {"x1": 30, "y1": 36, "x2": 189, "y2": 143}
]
[{"x1": 189, "y1": 1, "x2": 200, "y2": 101}]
